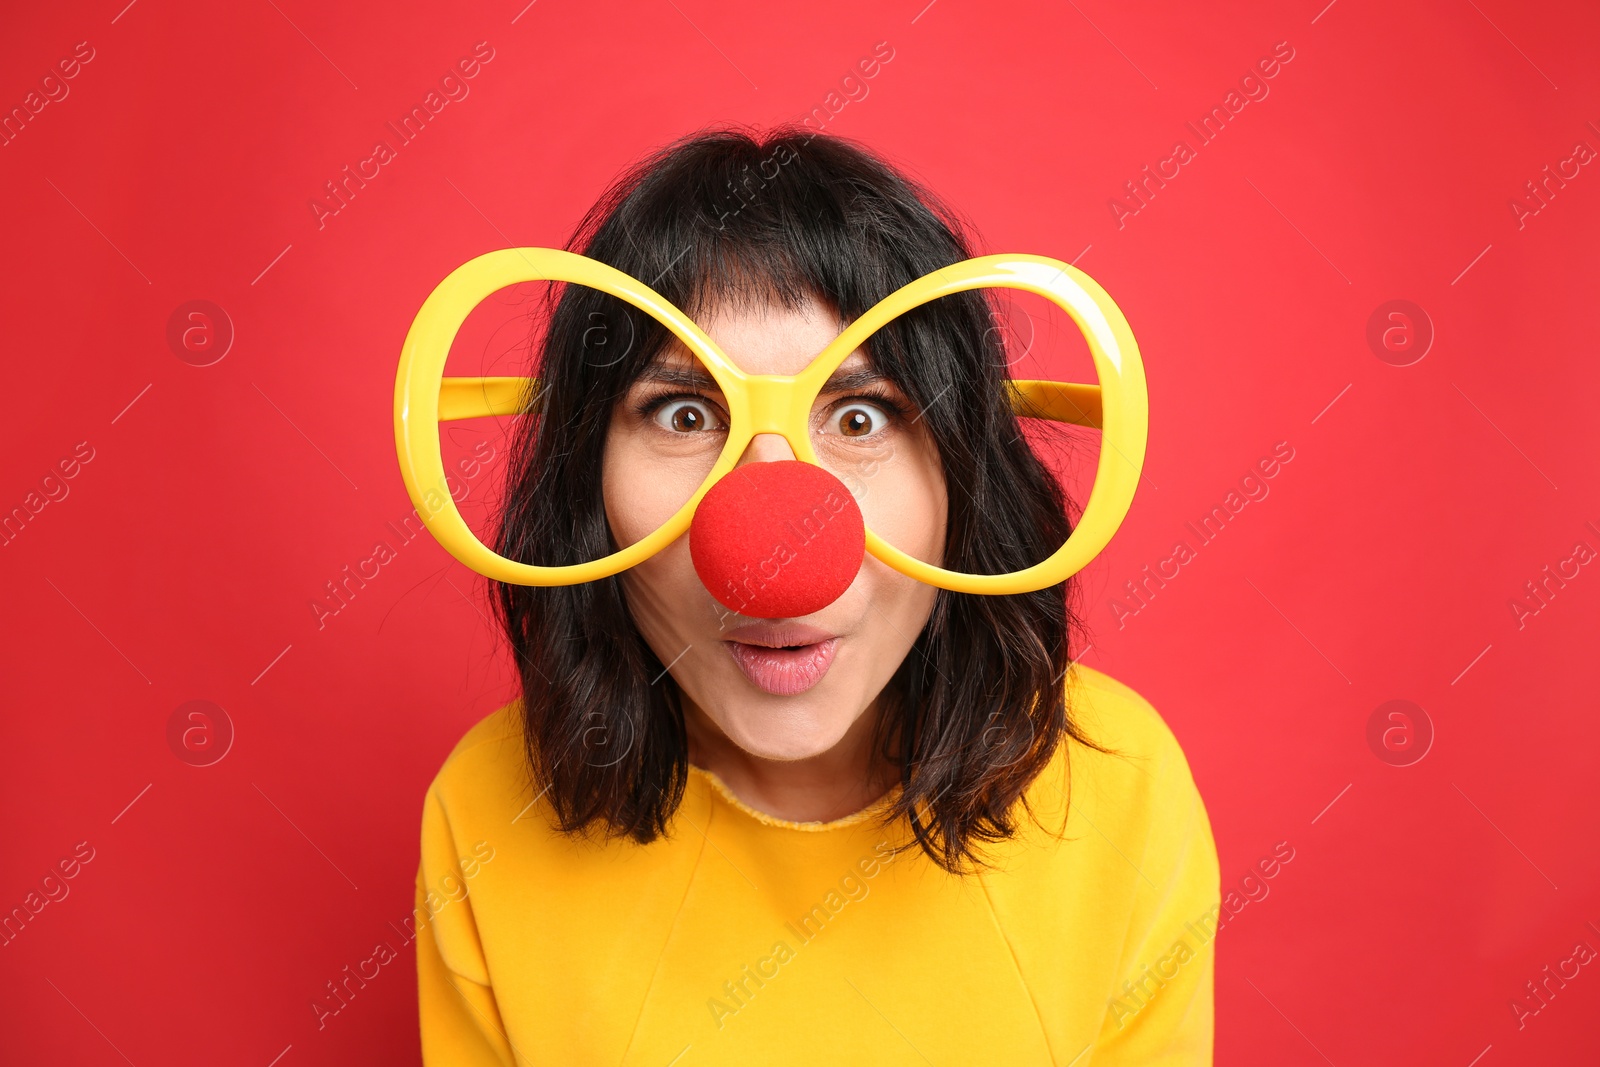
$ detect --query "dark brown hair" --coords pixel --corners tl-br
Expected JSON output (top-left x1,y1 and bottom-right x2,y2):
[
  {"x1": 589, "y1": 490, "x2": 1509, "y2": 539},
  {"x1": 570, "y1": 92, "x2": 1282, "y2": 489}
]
[{"x1": 491, "y1": 124, "x2": 1102, "y2": 874}]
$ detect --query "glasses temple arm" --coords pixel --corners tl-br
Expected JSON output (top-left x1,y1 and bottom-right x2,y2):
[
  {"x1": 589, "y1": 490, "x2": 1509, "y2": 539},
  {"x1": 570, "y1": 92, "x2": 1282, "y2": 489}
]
[
  {"x1": 1004, "y1": 379, "x2": 1102, "y2": 428},
  {"x1": 438, "y1": 377, "x2": 536, "y2": 421}
]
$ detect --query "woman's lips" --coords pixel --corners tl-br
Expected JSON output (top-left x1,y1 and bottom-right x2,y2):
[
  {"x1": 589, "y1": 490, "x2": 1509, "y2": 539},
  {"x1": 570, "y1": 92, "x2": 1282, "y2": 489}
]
[{"x1": 725, "y1": 638, "x2": 838, "y2": 696}]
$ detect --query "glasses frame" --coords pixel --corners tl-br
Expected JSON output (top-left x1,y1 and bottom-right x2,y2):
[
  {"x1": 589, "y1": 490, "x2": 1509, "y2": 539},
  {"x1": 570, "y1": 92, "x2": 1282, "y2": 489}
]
[{"x1": 394, "y1": 247, "x2": 1147, "y2": 595}]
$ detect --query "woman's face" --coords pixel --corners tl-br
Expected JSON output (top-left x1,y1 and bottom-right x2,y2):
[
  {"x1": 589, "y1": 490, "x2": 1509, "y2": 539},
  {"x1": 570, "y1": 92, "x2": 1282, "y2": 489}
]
[{"x1": 601, "y1": 292, "x2": 947, "y2": 763}]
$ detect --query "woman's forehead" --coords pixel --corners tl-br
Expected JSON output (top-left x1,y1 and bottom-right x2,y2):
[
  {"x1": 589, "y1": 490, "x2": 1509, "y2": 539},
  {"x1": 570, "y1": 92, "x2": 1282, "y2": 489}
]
[
  {"x1": 685, "y1": 292, "x2": 845, "y2": 375},
  {"x1": 646, "y1": 289, "x2": 882, "y2": 381}
]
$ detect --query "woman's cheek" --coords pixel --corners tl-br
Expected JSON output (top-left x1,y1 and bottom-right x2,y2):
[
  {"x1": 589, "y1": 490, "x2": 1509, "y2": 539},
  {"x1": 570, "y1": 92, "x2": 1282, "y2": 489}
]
[
  {"x1": 857, "y1": 455, "x2": 945, "y2": 565},
  {"x1": 621, "y1": 541, "x2": 700, "y2": 646},
  {"x1": 605, "y1": 435, "x2": 722, "y2": 549},
  {"x1": 603, "y1": 438, "x2": 670, "y2": 548}
]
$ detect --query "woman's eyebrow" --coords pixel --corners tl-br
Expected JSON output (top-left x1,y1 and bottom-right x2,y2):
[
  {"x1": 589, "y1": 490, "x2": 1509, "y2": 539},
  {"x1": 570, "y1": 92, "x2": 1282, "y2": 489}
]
[
  {"x1": 635, "y1": 358, "x2": 895, "y2": 394},
  {"x1": 634, "y1": 362, "x2": 720, "y2": 390},
  {"x1": 820, "y1": 365, "x2": 894, "y2": 393}
]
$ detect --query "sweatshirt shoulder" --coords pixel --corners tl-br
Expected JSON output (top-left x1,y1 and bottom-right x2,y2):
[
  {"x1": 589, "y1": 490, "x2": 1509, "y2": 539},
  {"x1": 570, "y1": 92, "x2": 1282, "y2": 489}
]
[
  {"x1": 1065, "y1": 664, "x2": 1188, "y2": 768},
  {"x1": 1048, "y1": 665, "x2": 1212, "y2": 845},
  {"x1": 424, "y1": 700, "x2": 529, "y2": 809}
]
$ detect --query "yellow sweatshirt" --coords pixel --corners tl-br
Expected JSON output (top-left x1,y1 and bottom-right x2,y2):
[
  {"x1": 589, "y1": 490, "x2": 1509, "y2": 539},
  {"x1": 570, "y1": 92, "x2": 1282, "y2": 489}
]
[{"x1": 415, "y1": 664, "x2": 1220, "y2": 1065}]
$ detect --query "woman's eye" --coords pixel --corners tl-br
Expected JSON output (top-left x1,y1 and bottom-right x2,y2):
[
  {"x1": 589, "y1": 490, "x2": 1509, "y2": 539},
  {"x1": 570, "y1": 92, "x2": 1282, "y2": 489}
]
[
  {"x1": 826, "y1": 401, "x2": 892, "y2": 438},
  {"x1": 653, "y1": 399, "x2": 723, "y2": 433}
]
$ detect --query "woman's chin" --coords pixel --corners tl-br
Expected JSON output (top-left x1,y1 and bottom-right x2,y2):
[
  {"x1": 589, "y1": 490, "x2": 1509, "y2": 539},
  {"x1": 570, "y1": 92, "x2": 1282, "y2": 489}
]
[{"x1": 715, "y1": 704, "x2": 853, "y2": 763}]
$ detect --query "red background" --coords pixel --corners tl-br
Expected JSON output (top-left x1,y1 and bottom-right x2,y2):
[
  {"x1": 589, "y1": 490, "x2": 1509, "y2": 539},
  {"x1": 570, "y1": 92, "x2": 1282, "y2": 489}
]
[{"x1": 3, "y1": 0, "x2": 1597, "y2": 1063}]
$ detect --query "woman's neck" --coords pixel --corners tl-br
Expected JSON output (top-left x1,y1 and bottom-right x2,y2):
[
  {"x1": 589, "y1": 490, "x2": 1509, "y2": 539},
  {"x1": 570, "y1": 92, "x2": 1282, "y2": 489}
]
[{"x1": 682, "y1": 696, "x2": 899, "y2": 823}]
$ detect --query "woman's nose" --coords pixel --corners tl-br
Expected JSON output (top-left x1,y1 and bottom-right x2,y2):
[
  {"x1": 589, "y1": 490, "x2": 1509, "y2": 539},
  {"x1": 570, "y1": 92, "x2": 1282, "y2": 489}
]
[
  {"x1": 689, "y1": 437, "x2": 866, "y2": 620},
  {"x1": 739, "y1": 432, "x2": 797, "y2": 465}
]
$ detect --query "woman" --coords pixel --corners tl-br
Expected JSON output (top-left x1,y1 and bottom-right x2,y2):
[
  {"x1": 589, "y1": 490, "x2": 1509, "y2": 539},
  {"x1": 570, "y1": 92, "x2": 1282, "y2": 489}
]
[{"x1": 414, "y1": 126, "x2": 1219, "y2": 1064}]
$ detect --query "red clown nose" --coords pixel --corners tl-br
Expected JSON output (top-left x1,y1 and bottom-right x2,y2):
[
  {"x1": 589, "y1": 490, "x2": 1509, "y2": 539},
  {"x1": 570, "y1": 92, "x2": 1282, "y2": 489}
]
[{"x1": 689, "y1": 460, "x2": 865, "y2": 619}]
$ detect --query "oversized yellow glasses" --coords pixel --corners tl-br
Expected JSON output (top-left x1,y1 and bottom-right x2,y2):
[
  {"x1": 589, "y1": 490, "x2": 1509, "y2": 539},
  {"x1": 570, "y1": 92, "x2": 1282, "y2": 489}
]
[{"x1": 394, "y1": 247, "x2": 1147, "y2": 597}]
